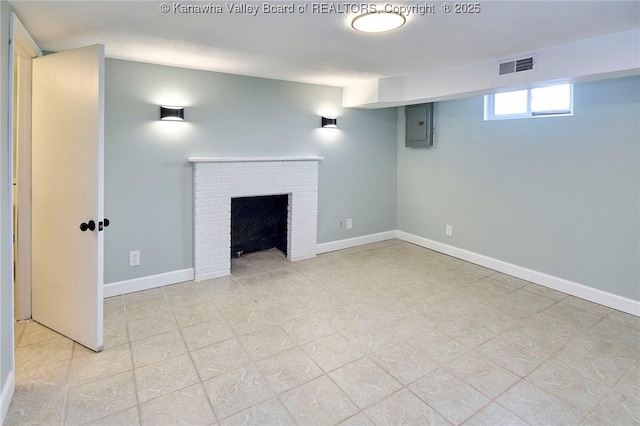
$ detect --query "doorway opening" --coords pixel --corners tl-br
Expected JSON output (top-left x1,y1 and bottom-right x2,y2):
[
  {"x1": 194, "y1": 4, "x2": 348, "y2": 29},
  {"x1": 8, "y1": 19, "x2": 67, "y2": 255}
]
[{"x1": 12, "y1": 17, "x2": 38, "y2": 323}]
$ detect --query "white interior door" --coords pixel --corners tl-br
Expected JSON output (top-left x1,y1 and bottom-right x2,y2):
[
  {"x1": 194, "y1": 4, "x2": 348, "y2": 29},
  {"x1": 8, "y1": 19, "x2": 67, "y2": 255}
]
[{"x1": 31, "y1": 45, "x2": 105, "y2": 351}]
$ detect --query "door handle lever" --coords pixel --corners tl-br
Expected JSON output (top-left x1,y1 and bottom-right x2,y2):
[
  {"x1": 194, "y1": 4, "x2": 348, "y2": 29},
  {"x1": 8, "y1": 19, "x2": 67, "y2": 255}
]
[{"x1": 79, "y1": 220, "x2": 96, "y2": 232}]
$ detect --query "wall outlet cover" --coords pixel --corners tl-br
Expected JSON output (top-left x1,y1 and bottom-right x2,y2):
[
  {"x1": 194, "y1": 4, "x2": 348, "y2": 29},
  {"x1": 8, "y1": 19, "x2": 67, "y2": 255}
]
[{"x1": 129, "y1": 250, "x2": 140, "y2": 266}]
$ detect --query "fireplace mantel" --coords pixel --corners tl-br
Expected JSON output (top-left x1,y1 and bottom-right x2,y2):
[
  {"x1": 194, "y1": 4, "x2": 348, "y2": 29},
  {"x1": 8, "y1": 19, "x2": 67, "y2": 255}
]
[
  {"x1": 190, "y1": 156, "x2": 321, "y2": 280},
  {"x1": 189, "y1": 156, "x2": 324, "y2": 163}
]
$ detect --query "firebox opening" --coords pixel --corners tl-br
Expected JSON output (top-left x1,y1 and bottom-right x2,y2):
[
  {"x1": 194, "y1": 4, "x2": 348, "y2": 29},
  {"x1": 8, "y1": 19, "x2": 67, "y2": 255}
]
[{"x1": 231, "y1": 194, "x2": 289, "y2": 258}]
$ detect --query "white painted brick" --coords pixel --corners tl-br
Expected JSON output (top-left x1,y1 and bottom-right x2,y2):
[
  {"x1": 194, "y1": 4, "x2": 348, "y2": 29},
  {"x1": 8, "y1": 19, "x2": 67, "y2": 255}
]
[
  {"x1": 195, "y1": 206, "x2": 220, "y2": 216},
  {"x1": 195, "y1": 183, "x2": 210, "y2": 192},
  {"x1": 193, "y1": 158, "x2": 320, "y2": 278},
  {"x1": 195, "y1": 215, "x2": 210, "y2": 224},
  {"x1": 196, "y1": 163, "x2": 214, "y2": 170},
  {"x1": 231, "y1": 168, "x2": 253, "y2": 176},
  {"x1": 195, "y1": 229, "x2": 210, "y2": 238}
]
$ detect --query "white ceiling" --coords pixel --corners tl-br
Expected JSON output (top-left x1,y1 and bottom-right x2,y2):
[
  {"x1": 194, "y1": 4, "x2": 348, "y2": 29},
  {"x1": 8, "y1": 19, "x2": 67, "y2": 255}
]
[{"x1": 9, "y1": 0, "x2": 640, "y2": 88}]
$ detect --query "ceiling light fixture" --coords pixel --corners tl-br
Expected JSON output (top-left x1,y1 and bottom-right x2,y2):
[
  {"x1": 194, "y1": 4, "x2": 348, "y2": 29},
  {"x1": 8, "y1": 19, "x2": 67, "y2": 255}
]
[{"x1": 351, "y1": 11, "x2": 406, "y2": 33}]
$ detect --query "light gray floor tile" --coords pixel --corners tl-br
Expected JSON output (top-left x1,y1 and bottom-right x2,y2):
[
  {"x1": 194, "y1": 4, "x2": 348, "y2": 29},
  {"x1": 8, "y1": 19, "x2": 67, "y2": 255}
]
[
  {"x1": 134, "y1": 354, "x2": 200, "y2": 403},
  {"x1": 552, "y1": 335, "x2": 639, "y2": 386},
  {"x1": 255, "y1": 348, "x2": 323, "y2": 393},
  {"x1": 130, "y1": 330, "x2": 187, "y2": 368},
  {"x1": 477, "y1": 335, "x2": 545, "y2": 377},
  {"x1": 445, "y1": 351, "x2": 520, "y2": 399},
  {"x1": 126, "y1": 310, "x2": 178, "y2": 342},
  {"x1": 501, "y1": 324, "x2": 572, "y2": 358},
  {"x1": 17, "y1": 321, "x2": 69, "y2": 347},
  {"x1": 172, "y1": 301, "x2": 223, "y2": 328},
  {"x1": 526, "y1": 361, "x2": 609, "y2": 414},
  {"x1": 280, "y1": 313, "x2": 336, "y2": 344},
  {"x1": 561, "y1": 295, "x2": 613, "y2": 317},
  {"x1": 220, "y1": 397, "x2": 295, "y2": 426},
  {"x1": 191, "y1": 338, "x2": 251, "y2": 381},
  {"x1": 613, "y1": 361, "x2": 640, "y2": 400},
  {"x1": 139, "y1": 383, "x2": 216, "y2": 425},
  {"x1": 337, "y1": 413, "x2": 374, "y2": 426},
  {"x1": 68, "y1": 343, "x2": 133, "y2": 385},
  {"x1": 409, "y1": 368, "x2": 490, "y2": 424},
  {"x1": 369, "y1": 341, "x2": 439, "y2": 385},
  {"x1": 497, "y1": 380, "x2": 586, "y2": 425},
  {"x1": 543, "y1": 303, "x2": 602, "y2": 329},
  {"x1": 203, "y1": 365, "x2": 274, "y2": 420},
  {"x1": 8, "y1": 244, "x2": 639, "y2": 426},
  {"x1": 124, "y1": 295, "x2": 171, "y2": 323},
  {"x1": 329, "y1": 357, "x2": 402, "y2": 409},
  {"x1": 4, "y1": 384, "x2": 66, "y2": 426},
  {"x1": 584, "y1": 391, "x2": 640, "y2": 426},
  {"x1": 607, "y1": 310, "x2": 640, "y2": 329},
  {"x1": 521, "y1": 283, "x2": 568, "y2": 301},
  {"x1": 364, "y1": 389, "x2": 450, "y2": 425},
  {"x1": 503, "y1": 288, "x2": 556, "y2": 312},
  {"x1": 66, "y1": 371, "x2": 137, "y2": 424},
  {"x1": 463, "y1": 403, "x2": 527, "y2": 426},
  {"x1": 238, "y1": 325, "x2": 296, "y2": 361},
  {"x1": 181, "y1": 318, "x2": 235, "y2": 351},
  {"x1": 302, "y1": 332, "x2": 365, "y2": 372},
  {"x1": 280, "y1": 375, "x2": 358, "y2": 426},
  {"x1": 86, "y1": 407, "x2": 140, "y2": 426}
]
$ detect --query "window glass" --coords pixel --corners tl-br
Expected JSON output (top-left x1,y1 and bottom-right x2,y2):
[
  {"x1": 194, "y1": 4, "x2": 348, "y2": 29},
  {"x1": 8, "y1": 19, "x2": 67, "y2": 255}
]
[
  {"x1": 494, "y1": 90, "x2": 528, "y2": 116},
  {"x1": 531, "y1": 84, "x2": 571, "y2": 113},
  {"x1": 485, "y1": 84, "x2": 572, "y2": 120}
]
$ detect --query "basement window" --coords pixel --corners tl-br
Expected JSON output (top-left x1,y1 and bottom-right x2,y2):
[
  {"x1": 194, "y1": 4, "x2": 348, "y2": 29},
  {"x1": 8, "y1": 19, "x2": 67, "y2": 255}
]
[{"x1": 484, "y1": 84, "x2": 573, "y2": 120}]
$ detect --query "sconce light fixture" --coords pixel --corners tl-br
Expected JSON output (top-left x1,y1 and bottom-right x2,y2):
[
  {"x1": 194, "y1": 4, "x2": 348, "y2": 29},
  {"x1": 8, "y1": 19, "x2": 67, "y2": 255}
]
[
  {"x1": 160, "y1": 106, "x2": 185, "y2": 121},
  {"x1": 321, "y1": 116, "x2": 337, "y2": 128}
]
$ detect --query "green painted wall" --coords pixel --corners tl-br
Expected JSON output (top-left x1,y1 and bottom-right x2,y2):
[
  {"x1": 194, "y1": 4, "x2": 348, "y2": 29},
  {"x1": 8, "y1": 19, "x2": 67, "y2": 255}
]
[
  {"x1": 397, "y1": 76, "x2": 640, "y2": 300},
  {"x1": 104, "y1": 59, "x2": 397, "y2": 283}
]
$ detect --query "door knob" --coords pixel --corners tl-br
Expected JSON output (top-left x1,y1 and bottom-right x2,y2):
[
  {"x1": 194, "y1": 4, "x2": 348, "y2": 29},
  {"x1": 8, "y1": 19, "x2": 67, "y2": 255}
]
[{"x1": 79, "y1": 220, "x2": 96, "y2": 232}]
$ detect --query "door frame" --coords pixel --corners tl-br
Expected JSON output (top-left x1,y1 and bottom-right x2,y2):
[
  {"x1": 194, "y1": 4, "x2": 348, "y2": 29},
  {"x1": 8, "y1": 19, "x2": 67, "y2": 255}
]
[{"x1": 12, "y1": 13, "x2": 41, "y2": 320}]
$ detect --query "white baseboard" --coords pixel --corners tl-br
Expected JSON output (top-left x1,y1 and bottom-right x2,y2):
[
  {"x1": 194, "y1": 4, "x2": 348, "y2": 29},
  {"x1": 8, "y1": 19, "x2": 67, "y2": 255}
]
[
  {"x1": 104, "y1": 268, "x2": 194, "y2": 298},
  {"x1": 103, "y1": 231, "x2": 639, "y2": 317},
  {"x1": 316, "y1": 231, "x2": 397, "y2": 254},
  {"x1": 397, "y1": 231, "x2": 640, "y2": 316},
  {"x1": 0, "y1": 370, "x2": 15, "y2": 424}
]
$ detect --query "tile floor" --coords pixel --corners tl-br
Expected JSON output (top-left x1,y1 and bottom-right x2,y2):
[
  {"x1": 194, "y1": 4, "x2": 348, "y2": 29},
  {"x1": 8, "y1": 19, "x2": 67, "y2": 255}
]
[{"x1": 5, "y1": 240, "x2": 640, "y2": 425}]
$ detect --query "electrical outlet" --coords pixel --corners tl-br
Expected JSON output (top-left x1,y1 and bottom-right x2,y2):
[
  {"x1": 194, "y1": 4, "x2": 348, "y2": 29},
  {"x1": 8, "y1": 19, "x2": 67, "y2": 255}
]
[
  {"x1": 446, "y1": 225, "x2": 453, "y2": 237},
  {"x1": 346, "y1": 218, "x2": 353, "y2": 229},
  {"x1": 129, "y1": 250, "x2": 140, "y2": 266}
]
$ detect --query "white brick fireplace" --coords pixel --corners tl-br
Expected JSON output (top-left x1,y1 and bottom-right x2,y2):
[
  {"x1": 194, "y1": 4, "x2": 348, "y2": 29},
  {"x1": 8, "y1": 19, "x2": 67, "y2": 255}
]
[{"x1": 189, "y1": 156, "x2": 322, "y2": 281}]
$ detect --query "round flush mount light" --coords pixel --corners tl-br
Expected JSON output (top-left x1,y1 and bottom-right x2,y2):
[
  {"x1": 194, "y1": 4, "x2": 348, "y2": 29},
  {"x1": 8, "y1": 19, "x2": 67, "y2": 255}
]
[{"x1": 351, "y1": 11, "x2": 406, "y2": 33}]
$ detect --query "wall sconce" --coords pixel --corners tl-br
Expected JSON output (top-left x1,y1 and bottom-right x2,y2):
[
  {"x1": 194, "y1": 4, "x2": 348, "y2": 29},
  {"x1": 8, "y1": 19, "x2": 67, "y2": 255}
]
[
  {"x1": 321, "y1": 116, "x2": 337, "y2": 128},
  {"x1": 160, "y1": 106, "x2": 185, "y2": 121}
]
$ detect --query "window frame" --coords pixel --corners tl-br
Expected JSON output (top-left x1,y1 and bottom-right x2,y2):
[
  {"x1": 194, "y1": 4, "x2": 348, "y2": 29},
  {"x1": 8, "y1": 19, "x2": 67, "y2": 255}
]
[{"x1": 484, "y1": 84, "x2": 573, "y2": 121}]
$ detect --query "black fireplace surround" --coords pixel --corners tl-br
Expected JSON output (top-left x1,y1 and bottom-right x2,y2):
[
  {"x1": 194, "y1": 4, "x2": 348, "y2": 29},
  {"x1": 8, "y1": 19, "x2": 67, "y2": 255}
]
[{"x1": 231, "y1": 195, "x2": 288, "y2": 257}]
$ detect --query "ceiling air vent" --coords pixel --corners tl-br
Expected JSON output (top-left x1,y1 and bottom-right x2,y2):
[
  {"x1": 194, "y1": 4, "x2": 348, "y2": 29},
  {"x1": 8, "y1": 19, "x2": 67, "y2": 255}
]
[{"x1": 499, "y1": 57, "x2": 535, "y2": 75}]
